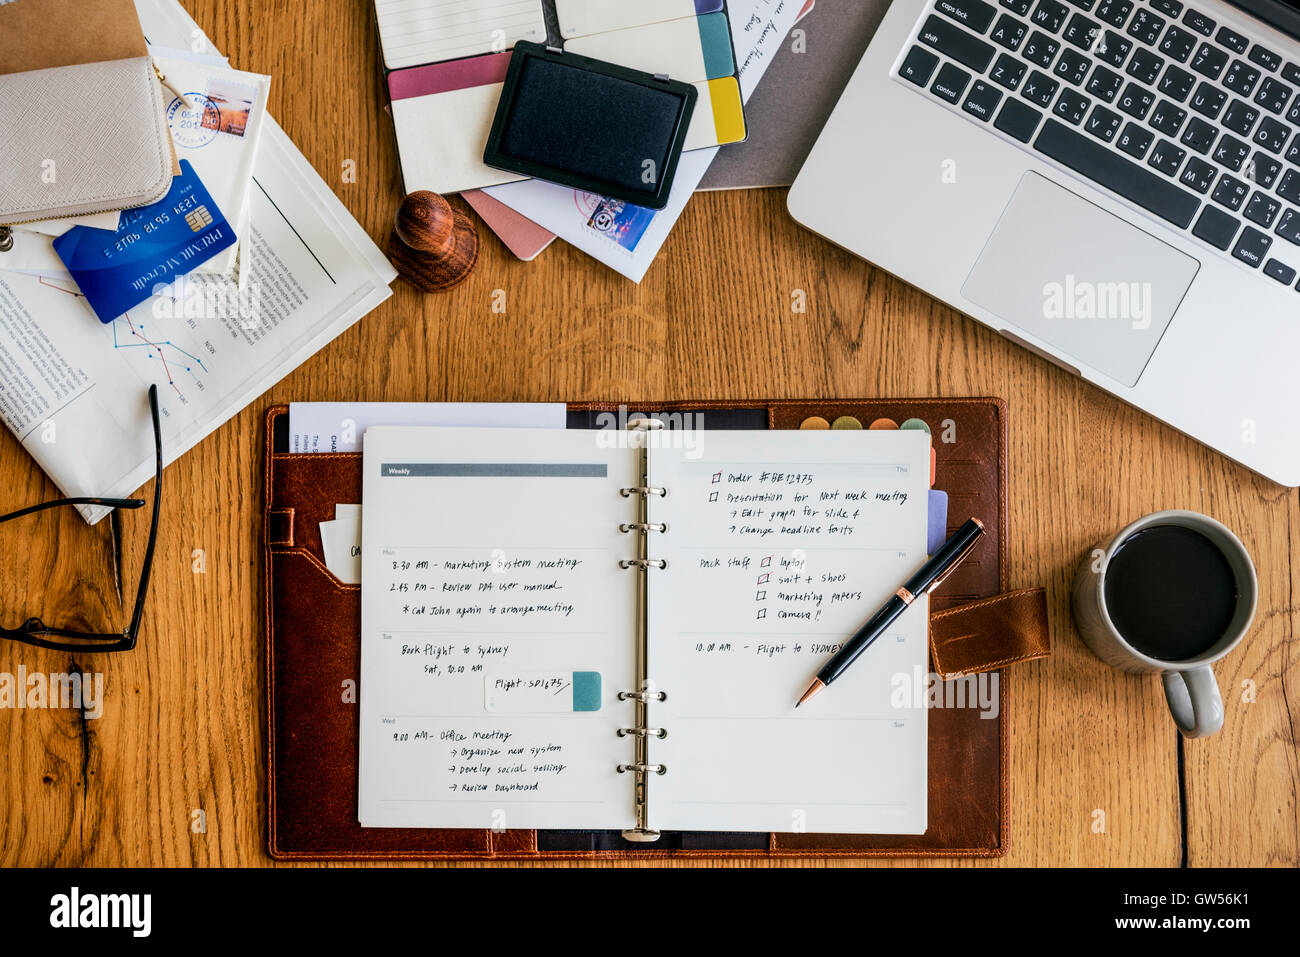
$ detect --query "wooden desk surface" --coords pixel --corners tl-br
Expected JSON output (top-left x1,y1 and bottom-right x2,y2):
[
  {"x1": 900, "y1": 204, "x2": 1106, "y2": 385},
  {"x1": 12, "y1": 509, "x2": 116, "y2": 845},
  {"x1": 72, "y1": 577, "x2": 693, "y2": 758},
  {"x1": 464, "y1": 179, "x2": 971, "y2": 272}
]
[{"x1": 0, "y1": 0, "x2": 1295, "y2": 867}]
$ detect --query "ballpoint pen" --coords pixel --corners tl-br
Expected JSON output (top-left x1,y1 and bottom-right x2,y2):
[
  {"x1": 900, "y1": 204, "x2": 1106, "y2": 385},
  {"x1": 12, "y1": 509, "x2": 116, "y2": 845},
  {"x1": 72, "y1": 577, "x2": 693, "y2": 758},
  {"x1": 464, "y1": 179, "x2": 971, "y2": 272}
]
[{"x1": 796, "y1": 517, "x2": 985, "y2": 707}]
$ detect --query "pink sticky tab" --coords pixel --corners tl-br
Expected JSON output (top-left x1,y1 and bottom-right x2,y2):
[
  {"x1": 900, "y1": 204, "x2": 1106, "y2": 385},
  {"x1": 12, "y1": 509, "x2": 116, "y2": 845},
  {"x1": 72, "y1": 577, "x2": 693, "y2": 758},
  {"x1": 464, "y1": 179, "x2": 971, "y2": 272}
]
[{"x1": 388, "y1": 52, "x2": 513, "y2": 101}]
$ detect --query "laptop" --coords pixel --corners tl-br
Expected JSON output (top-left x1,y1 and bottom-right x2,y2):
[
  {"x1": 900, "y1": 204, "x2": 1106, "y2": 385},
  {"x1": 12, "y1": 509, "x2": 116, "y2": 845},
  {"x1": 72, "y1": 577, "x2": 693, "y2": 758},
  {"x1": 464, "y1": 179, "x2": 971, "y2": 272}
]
[{"x1": 789, "y1": 0, "x2": 1300, "y2": 485}]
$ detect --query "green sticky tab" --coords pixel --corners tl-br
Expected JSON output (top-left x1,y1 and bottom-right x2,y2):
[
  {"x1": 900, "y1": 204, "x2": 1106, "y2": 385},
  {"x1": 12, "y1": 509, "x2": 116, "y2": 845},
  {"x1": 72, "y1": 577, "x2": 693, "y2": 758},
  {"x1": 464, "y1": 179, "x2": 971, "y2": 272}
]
[
  {"x1": 572, "y1": 672, "x2": 602, "y2": 712},
  {"x1": 900, "y1": 418, "x2": 932, "y2": 434},
  {"x1": 697, "y1": 12, "x2": 735, "y2": 81}
]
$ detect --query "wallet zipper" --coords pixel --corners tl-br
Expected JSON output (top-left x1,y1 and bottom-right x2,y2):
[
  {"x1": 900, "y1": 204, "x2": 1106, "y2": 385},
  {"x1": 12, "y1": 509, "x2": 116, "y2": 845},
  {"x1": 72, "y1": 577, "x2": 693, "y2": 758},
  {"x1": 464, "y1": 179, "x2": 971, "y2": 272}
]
[{"x1": 0, "y1": 65, "x2": 181, "y2": 235}]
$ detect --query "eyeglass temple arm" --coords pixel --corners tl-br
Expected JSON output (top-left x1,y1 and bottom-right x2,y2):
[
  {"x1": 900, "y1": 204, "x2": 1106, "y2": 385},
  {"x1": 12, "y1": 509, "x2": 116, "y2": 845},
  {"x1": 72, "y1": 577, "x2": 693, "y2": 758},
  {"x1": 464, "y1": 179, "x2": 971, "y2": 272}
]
[
  {"x1": 127, "y1": 384, "x2": 163, "y2": 641},
  {"x1": 0, "y1": 497, "x2": 145, "y2": 525}
]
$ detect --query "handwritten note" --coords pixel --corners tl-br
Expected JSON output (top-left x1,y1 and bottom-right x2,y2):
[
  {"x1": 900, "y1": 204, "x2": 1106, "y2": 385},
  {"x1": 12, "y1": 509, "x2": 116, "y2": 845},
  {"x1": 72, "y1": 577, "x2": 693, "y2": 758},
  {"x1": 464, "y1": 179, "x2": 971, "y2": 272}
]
[
  {"x1": 358, "y1": 427, "x2": 639, "y2": 831},
  {"x1": 646, "y1": 430, "x2": 932, "y2": 834}
]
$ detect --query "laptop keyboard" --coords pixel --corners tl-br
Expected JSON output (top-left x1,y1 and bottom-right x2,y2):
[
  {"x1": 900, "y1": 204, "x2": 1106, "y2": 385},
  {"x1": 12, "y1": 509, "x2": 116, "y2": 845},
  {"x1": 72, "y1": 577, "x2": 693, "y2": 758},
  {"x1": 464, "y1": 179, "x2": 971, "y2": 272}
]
[{"x1": 895, "y1": 0, "x2": 1300, "y2": 291}]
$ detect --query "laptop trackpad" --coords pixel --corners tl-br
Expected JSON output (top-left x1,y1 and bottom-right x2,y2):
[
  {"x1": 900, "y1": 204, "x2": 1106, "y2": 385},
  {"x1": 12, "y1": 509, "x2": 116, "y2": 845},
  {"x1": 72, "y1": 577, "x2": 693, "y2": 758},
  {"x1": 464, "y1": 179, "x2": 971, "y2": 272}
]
[{"x1": 961, "y1": 172, "x2": 1199, "y2": 387}]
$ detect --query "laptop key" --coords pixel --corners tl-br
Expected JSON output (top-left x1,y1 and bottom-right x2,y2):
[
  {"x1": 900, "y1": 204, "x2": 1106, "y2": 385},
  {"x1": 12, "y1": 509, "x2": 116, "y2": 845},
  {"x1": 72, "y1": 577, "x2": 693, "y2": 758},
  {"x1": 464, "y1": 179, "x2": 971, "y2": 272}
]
[
  {"x1": 1149, "y1": 138, "x2": 1187, "y2": 175},
  {"x1": 1096, "y1": 30, "x2": 1132, "y2": 67},
  {"x1": 1232, "y1": 226, "x2": 1272, "y2": 266},
  {"x1": 1066, "y1": 0, "x2": 1097, "y2": 9},
  {"x1": 1127, "y1": 9, "x2": 1165, "y2": 46},
  {"x1": 1034, "y1": 118, "x2": 1201, "y2": 226},
  {"x1": 1001, "y1": 0, "x2": 1034, "y2": 14},
  {"x1": 1181, "y1": 9, "x2": 1214, "y2": 36},
  {"x1": 963, "y1": 80, "x2": 1005, "y2": 120},
  {"x1": 991, "y1": 14, "x2": 1029, "y2": 50},
  {"x1": 1213, "y1": 133, "x2": 1251, "y2": 171},
  {"x1": 1255, "y1": 77, "x2": 1293, "y2": 114},
  {"x1": 1190, "y1": 43, "x2": 1229, "y2": 81},
  {"x1": 900, "y1": 46, "x2": 942, "y2": 86},
  {"x1": 1055, "y1": 47, "x2": 1093, "y2": 84},
  {"x1": 1087, "y1": 65, "x2": 1124, "y2": 101},
  {"x1": 1263, "y1": 258, "x2": 1296, "y2": 284},
  {"x1": 1150, "y1": 0, "x2": 1182, "y2": 17},
  {"x1": 1283, "y1": 62, "x2": 1300, "y2": 84},
  {"x1": 990, "y1": 53, "x2": 1029, "y2": 89},
  {"x1": 1095, "y1": 0, "x2": 1133, "y2": 27},
  {"x1": 1277, "y1": 208, "x2": 1300, "y2": 244},
  {"x1": 932, "y1": 62, "x2": 973, "y2": 103},
  {"x1": 1245, "y1": 191, "x2": 1282, "y2": 228},
  {"x1": 1022, "y1": 69, "x2": 1060, "y2": 106},
  {"x1": 1216, "y1": 26, "x2": 1249, "y2": 56},
  {"x1": 1118, "y1": 82, "x2": 1156, "y2": 119},
  {"x1": 1278, "y1": 168, "x2": 1300, "y2": 204},
  {"x1": 995, "y1": 97, "x2": 1045, "y2": 141},
  {"x1": 1253, "y1": 115, "x2": 1291, "y2": 153},
  {"x1": 1150, "y1": 99, "x2": 1188, "y2": 136},
  {"x1": 936, "y1": 0, "x2": 999, "y2": 33},
  {"x1": 1223, "y1": 60, "x2": 1261, "y2": 97},
  {"x1": 1031, "y1": 0, "x2": 1070, "y2": 32},
  {"x1": 1127, "y1": 47, "x2": 1165, "y2": 84},
  {"x1": 1212, "y1": 173, "x2": 1250, "y2": 211},
  {"x1": 1190, "y1": 82, "x2": 1227, "y2": 118},
  {"x1": 1180, "y1": 155, "x2": 1217, "y2": 192},
  {"x1": 919, "y1": 16, "x2": 997, "y2": 72},
  {"x1": 1180, "y1": 116, "x2": 1218, "y2": 153},
  {"x1": 1118, "y1": 121, "x2": 1155, "y2": 158},
  {"x1": 1191, "y1": 205, "x2": 1240, "y2": 248},
  {"x1": 1249, "y1": 44, "x2": 1282, "y2": 73},
  {"x1": 1086, "y1": 104, "x2": 1123, "y2": 141},
  {"x1": 1159, "y1": 25, "x2": 1197, "y2": 63},
  {"x1": 1064, "y1": 13, "x2": 1102, "y2": 49},
  {"x1": 1288, "y1": 133, "x2": 1300, "y2": 163},
  {"x1": 1288, "y1": 96, "x2": 1300, "y2": 124},
  {"x1": 1023, "y1": 31, "x2": 1060, "y2": 67},
  {"x1": 1247, "y1": 151, "x2": 1283, "y2": 189},
  {"x1": 1055, "y1": 86, "x2": 1093, "y2": 123},
  {"x1": 1222, "y1": 98, "x2": 1260, "y2": 136},
  {"x1": 1159, "y1": 64, "x2": 1196, "y2": 101}
]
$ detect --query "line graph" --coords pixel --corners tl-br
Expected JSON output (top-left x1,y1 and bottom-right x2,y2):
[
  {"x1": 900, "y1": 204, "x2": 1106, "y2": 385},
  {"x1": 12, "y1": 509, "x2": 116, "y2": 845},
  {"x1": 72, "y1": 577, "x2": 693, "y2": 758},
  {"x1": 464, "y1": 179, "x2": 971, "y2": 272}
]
[{"x1": 111, "y1": 313, "x2": 210, "y2": 399}]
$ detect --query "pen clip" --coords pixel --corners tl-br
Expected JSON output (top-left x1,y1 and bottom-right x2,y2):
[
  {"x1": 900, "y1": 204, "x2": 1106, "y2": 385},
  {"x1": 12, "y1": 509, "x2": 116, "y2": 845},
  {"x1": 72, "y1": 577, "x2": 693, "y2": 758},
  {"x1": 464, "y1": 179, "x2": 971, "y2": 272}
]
[{"x1": 926, "y1": 529, "x2": 984, "y2": 595}]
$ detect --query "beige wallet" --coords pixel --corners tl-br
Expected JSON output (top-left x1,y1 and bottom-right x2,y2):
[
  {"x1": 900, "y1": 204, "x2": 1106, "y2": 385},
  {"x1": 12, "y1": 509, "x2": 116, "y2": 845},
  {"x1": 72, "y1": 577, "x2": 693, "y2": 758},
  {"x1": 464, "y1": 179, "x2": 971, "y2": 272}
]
[{"x1": 0, "y1": 0, "x2": 173, "y2": 226}]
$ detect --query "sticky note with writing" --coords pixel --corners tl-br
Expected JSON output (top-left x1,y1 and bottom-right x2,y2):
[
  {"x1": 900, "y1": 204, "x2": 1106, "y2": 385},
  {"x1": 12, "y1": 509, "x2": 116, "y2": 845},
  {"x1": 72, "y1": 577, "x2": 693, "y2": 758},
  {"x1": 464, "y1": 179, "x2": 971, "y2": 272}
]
[{"x1": 485, "y1": 671, "x2": 601, "y2": 713}]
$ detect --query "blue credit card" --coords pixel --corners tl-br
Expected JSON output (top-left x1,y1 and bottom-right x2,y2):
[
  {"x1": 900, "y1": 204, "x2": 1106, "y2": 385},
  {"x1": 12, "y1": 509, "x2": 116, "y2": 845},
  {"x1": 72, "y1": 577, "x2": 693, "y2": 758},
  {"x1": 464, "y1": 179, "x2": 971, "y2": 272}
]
[{"x1": 53, "y1": 159, "x2": 236, "y2": 323}]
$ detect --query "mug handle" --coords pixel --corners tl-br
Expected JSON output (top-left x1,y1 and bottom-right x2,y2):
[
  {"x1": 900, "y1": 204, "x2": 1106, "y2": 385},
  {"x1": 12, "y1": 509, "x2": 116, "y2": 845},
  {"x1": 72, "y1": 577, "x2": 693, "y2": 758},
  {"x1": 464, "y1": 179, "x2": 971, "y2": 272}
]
[{"x1": 1161, "y1": 666, "x2": 1223, "y2": 738}]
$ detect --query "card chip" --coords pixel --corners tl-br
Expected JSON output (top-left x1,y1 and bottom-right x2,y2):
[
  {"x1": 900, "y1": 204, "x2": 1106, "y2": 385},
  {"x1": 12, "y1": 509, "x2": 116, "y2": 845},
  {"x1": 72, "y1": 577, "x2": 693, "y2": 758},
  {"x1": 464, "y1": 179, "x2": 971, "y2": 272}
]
[{"x1": 186, "y1": 206, "x2": 214, "y2": 232}]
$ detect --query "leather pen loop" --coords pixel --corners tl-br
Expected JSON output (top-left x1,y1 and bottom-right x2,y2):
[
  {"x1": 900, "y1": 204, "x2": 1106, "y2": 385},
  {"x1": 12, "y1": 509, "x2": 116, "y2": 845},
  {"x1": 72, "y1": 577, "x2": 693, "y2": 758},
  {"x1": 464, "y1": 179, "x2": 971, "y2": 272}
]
[{"x1": 927, "y1": 530, "x2": 985, "y2": 595}]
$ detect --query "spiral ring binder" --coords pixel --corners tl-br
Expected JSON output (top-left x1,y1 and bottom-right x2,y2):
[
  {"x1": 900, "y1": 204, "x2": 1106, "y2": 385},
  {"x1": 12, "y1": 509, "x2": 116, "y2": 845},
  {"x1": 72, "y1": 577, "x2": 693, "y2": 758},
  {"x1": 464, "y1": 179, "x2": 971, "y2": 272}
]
[{"x1": 618, "y1": 417, "x2": 670, "y2": 842}]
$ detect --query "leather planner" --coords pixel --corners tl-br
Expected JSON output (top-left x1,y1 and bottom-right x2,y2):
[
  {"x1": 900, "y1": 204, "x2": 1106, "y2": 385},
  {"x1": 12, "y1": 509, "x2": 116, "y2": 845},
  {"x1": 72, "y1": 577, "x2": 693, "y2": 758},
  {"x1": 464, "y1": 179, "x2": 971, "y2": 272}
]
[{"x1": 262, "y1": 398, "x2": 1050, "y2": 859}]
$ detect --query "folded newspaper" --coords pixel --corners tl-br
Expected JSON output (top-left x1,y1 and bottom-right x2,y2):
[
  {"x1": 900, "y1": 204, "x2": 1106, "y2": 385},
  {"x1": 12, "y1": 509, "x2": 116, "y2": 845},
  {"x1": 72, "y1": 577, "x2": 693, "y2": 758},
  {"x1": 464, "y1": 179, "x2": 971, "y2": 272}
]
[{"x1": 0, "y1": 0, "x2": 396, "y2": 524}]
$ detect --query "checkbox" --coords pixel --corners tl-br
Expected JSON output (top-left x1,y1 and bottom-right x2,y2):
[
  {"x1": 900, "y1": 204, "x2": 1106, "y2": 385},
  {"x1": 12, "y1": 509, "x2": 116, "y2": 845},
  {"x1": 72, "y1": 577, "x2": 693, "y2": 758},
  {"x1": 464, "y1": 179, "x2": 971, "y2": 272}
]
[
  {"x1": 756, "y1": 608, "x2": 766, "y2": 620},
  {"x1": 711, "y1": 471, "x2": 722, "y2": 484},
  {"x1": 755, "y1": 590, "x2": 766, "y2": 601},
  {"x1": 708, "y1": 491, "x2": 719, "y2": 502},
  {"x1": 757, "y1": 573, "x2": 770, "y2": 585},
  {"x1": 760, "y1": 555, "x2": 772, "y2": 568}
]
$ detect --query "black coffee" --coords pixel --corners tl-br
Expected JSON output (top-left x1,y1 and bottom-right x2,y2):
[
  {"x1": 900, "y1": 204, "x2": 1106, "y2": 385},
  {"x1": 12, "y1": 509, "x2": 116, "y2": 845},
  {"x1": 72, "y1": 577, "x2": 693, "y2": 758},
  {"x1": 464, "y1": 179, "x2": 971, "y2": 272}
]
[{"x1": 1103, "y1": 524, "x2": 1238, "y2": 661}]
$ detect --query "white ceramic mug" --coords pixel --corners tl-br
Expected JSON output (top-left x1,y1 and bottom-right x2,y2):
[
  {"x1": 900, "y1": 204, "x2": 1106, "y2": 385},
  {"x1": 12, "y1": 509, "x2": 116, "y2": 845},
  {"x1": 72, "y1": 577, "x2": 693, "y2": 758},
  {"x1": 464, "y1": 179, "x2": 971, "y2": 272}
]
[{"x1": 1071, "y1": 510, "x2": 1257, "y2": 739}]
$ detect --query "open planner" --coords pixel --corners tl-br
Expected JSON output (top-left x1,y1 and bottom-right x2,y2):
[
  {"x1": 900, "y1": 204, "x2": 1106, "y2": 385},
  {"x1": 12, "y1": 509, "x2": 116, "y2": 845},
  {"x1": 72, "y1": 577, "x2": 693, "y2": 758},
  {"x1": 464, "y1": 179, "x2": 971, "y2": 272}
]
[{"x1": 358, "y1": 423, "x2": 932, "y2": 836}]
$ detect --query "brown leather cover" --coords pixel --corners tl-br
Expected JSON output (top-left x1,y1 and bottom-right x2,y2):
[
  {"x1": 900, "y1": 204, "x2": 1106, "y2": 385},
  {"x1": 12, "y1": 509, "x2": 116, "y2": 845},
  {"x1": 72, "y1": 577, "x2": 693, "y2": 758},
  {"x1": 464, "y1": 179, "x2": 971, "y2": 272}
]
[{"x1": 264, "y1": 397, "x2": 1034, "y2": 859}]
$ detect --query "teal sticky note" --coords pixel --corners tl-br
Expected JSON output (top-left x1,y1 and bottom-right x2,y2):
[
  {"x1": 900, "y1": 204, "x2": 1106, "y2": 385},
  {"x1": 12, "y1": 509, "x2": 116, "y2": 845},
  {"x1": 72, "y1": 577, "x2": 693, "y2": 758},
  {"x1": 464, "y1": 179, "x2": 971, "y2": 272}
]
[
  {"x1": 572, "y1": 671, "x2": 602, "y2": 712},
  {"x1": 697, "y1": 12, "x2": 735, "y2": 81}
]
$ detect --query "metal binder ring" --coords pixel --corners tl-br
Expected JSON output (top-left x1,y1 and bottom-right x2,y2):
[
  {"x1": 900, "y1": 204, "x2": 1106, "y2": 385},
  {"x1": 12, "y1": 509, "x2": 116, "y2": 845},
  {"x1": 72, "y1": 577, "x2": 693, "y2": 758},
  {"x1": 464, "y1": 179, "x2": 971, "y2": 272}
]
[
  {"x1": 618, "y1": 558, "x2": 668, "y2": 570},
  {"x1": 617, "y1": 763, "x2": 667, "y2": 775},
  {"x1": 619, "y1": 522, "x2": 668, "y2": 533},
  {"x1": 617, "y1": 690, "x2": 667, "y2": 702},
  {"x1": 617, "y1": 727, "x2": 668, "y2": 739},
  {"x1": 619, "y1": 486, "x2": 668, "y2": 498}
]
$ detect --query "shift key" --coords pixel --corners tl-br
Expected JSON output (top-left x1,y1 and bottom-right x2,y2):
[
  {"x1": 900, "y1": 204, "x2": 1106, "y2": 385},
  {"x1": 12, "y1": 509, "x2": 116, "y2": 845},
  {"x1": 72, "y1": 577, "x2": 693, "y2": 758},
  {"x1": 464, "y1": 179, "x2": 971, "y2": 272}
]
[{"x1": 918, "y1": 15, "x2": 997, "y2": 72}]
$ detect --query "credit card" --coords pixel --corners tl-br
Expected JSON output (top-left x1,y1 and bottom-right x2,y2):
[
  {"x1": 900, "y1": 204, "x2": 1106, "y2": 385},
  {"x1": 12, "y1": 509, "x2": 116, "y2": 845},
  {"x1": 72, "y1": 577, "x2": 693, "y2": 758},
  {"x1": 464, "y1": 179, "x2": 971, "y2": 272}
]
[{"x1": 52, "y1": 159, "x2": 236, "y2": 323}]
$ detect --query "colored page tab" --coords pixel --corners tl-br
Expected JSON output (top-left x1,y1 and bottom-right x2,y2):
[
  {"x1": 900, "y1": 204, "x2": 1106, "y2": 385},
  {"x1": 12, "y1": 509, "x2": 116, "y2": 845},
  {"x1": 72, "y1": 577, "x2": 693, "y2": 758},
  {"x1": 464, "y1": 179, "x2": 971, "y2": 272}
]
[
  {"x1": 485, "y1": 672, "x2": 603, "y2": 713},
  {"x1": 683, "y1": 76, "x2": 747, "y2": 150},
  {"x1": 556, "y1": 0, "x2": 722, "y2": 38}
]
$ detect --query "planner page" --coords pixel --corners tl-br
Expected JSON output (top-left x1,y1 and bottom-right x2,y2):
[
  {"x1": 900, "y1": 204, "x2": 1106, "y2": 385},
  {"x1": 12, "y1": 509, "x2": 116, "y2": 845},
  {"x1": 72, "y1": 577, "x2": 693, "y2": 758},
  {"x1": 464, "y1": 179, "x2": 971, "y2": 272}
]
[
  {"x1": 375, "y1": 0, "x2": 547, "y2": 70},
  {"x1": 646, "y1": 430, "x2": 931, "y2": 834},
  {"x1": 359, "y1": 427, "x2": 639, "y2": 830}
]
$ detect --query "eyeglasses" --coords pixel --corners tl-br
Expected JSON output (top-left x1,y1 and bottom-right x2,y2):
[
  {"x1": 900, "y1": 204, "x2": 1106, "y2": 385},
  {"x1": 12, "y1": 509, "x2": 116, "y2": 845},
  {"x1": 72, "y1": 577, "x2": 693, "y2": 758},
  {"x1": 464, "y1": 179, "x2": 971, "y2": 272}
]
[{"x1": 0, "y1": 385, "x2": 162, "y2": 653}]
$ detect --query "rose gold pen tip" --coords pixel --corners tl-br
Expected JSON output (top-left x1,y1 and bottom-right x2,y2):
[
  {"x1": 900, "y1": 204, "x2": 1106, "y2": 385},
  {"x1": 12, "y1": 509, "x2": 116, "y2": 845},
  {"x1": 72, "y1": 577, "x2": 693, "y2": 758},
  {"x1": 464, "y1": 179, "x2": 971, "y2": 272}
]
[{"x1": 796, "y1": 679, "x2": 825, "y2": 708}]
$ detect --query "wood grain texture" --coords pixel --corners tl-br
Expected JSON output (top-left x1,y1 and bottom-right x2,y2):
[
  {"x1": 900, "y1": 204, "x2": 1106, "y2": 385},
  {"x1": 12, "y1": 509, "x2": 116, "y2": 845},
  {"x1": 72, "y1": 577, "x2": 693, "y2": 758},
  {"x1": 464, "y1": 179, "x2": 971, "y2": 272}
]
[{"x1": 0, "y1": 0, "x2": 1294, "y2": 867}]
